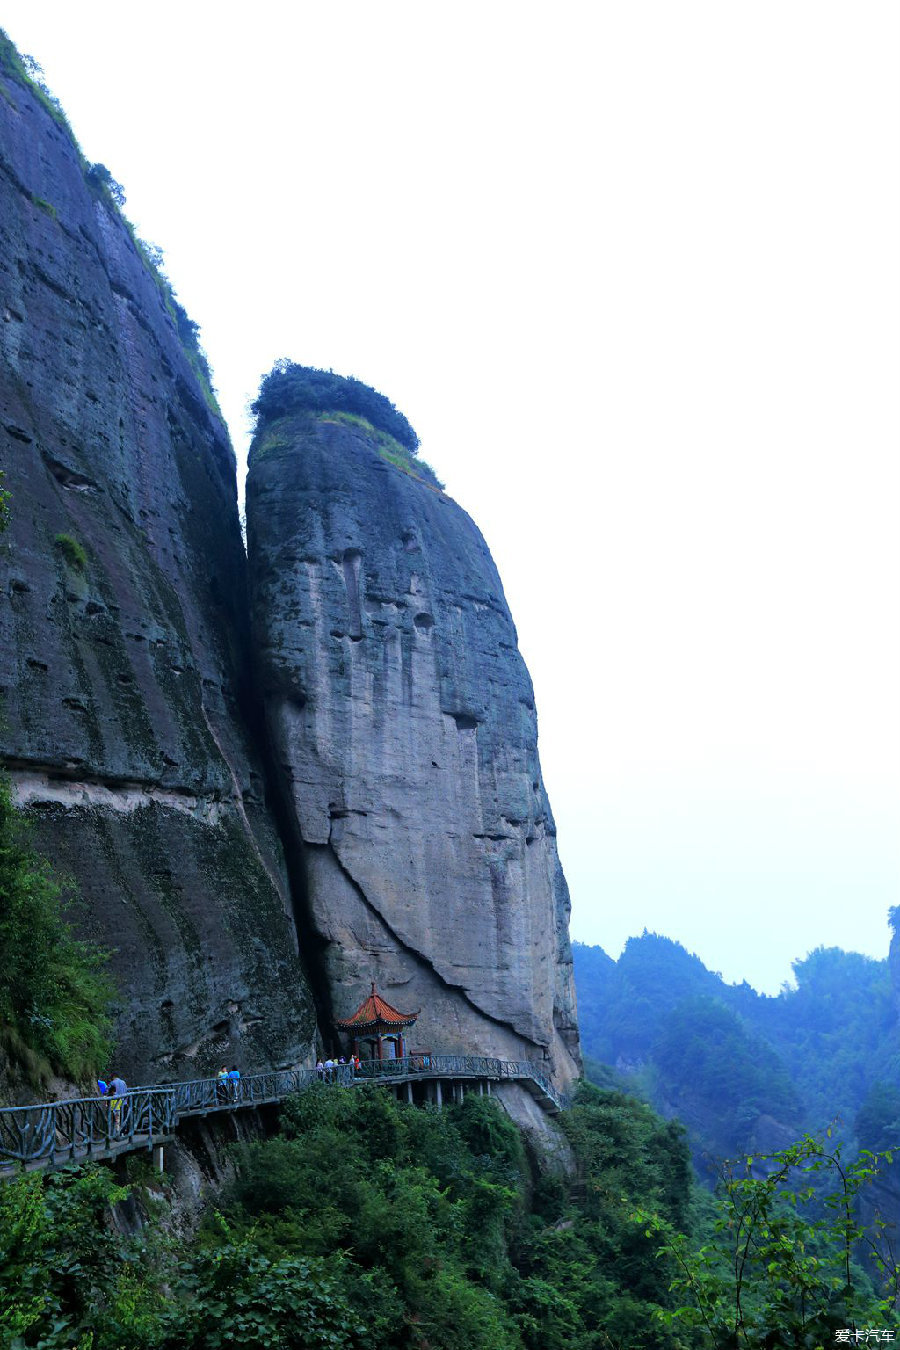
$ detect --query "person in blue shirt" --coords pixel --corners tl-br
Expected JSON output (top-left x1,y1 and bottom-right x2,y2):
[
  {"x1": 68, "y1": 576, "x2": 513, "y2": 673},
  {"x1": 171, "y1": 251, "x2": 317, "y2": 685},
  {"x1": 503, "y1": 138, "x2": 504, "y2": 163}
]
[{"x1": 227, "y1": 1066, "x2": 241, "y2": 1102}]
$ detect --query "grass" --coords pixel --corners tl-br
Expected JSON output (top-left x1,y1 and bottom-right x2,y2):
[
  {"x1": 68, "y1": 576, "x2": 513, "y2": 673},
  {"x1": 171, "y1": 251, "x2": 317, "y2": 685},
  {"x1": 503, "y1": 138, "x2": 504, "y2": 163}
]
[
  {"x1": 54, "y1": 532, "x2": 88, "y2": 571},
  {"x1": 318, "y1": 411, "x2": 444, "y2": 489},
  {"x1": 0, "y1": 30, "x2": 73, "y2": 135}
]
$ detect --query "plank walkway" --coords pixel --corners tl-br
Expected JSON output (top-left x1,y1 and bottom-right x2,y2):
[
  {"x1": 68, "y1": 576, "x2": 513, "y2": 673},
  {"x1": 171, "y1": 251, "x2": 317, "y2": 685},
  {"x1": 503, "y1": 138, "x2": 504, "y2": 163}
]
[{"x1": 0, "y1": 1055, "x2": 567, "y2": 1178}]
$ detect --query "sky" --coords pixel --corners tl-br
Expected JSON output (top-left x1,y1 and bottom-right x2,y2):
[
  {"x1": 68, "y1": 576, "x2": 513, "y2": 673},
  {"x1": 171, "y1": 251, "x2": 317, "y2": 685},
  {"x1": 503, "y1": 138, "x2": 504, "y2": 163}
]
[{"x1": 3, "y1": 3, "x2": 898, "y2": 993}]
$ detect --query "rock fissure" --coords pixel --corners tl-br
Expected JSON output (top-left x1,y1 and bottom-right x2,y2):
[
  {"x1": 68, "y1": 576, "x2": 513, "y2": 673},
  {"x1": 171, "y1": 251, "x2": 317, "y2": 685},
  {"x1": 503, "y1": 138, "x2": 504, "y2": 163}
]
[
  {"x1": 319, "y1": 833, "x2": 547, "y2": 1055},
  {"x1": 246, "y1": 409, "x2": 580, "y2": 1088}
]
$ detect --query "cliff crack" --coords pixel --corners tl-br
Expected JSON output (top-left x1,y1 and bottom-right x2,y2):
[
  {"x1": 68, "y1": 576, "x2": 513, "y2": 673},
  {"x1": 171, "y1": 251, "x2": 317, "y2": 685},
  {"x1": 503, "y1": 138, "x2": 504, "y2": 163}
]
[{"x1": 321, "y1": 830, "x2": 549, "y2": 1054}]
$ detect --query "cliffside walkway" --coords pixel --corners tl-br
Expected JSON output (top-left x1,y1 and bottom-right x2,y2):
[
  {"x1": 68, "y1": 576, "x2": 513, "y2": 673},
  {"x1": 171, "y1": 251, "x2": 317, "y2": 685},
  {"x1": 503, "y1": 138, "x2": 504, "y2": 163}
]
[{"x1": 0, "y1": 1055, "x2": 567, "y2": 1179}]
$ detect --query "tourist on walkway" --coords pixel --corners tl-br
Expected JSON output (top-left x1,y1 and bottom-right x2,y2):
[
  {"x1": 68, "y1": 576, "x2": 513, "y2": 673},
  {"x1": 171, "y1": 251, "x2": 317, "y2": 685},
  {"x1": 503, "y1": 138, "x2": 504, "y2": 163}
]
[
  {"x1": 108, "y1": 1074, "x2": 127, "y2": 1136},
  {"x1": 316, "y1": 1059, "x2": 324, "y2": 1080},
  {"x1": 228, "y1": 1065, "x2": 241, "y2": 1102},
  {"x1": 216, "y1": 1066, "x2": 229, "y2": 1104}
]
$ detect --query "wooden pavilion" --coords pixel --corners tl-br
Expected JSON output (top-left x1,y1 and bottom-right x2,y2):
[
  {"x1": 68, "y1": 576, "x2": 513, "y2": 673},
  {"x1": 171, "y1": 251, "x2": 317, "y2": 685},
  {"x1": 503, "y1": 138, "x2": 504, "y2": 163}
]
[{"x1": 336, "y1": 982, "x2": 420, "y2": 1061}]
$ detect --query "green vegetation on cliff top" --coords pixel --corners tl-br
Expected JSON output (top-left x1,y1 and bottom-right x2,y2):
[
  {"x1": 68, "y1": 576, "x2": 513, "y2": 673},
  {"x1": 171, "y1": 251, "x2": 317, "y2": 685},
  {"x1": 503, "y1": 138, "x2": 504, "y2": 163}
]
[
  {"x1": 253, "y1": 363, "x2": 419, "y2": 451},
  {"x1": 251, "y1": 363, "x2": 444, "y2": 488},
  {"x1": 0, "y1": 30, "x2": 220, "y2": 421}
]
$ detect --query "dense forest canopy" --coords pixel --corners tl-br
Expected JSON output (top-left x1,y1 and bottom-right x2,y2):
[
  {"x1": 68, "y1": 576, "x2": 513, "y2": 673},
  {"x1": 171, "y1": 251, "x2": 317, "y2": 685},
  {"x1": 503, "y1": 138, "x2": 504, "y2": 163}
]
[{"x1": 574, "y1": 933, "x2": 900, "y2": 1163}]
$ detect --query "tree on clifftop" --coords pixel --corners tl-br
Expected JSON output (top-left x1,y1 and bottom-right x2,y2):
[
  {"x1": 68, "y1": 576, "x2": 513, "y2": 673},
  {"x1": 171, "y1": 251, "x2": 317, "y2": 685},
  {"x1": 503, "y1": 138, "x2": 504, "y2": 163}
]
[{"x1": 251, "y1": 362, "x2": 420, "y2": 452}]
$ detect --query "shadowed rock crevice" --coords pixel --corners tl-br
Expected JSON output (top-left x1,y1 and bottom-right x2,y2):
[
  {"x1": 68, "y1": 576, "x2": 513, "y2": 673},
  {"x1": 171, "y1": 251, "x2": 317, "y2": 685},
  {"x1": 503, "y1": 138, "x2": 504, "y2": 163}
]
[
  {"x1": 244, "y1": 710, "x2": 340, "y2": 1051},
  {"x1": 0, "y1": 65, "x2": 316, "y2": 1081}
]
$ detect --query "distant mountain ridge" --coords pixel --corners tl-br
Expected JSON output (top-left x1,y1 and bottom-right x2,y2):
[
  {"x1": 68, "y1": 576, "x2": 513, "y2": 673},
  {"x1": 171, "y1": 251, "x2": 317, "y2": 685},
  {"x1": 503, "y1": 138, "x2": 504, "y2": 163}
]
[{"x1": 574, "y1": 930, "x2": 900, "y2": 1175}]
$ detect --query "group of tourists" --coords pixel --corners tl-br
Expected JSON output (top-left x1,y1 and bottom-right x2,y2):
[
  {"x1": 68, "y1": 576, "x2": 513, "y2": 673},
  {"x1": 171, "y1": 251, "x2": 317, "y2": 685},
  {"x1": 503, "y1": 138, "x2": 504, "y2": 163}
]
[
  {"x1": 216, "y1": 1066, "x2": 242, "y2": 1103},
  {"x1": 93, "y1": 1053, "x2": 365, "y2": 1127},
  {"x1": 316, "y1": 1055, "x2": 360, "y2": 1081}
]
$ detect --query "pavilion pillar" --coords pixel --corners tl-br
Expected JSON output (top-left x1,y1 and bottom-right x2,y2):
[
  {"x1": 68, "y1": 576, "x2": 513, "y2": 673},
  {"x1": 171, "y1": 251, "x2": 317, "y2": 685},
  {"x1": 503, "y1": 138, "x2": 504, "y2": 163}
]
[
  {"x1": 435, "y1": 1080, "x2": 442, "y2": 1109},
  {"x1": 152, "y1": 1143, "x2": 164, "y2": 1174},
  {"x1": 478, "y1": 1081, "x2": 484, "y2": 1096},
  {"x1": 406, "y1": 1081, "x2": 414, "y2": 1104}
]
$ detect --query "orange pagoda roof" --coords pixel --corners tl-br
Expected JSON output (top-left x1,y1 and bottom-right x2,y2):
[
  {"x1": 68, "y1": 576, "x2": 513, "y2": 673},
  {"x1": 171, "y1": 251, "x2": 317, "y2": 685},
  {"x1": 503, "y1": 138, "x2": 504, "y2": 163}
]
[{"x1": 336, "y1": 983, "x2": 420, "y2": 1032}]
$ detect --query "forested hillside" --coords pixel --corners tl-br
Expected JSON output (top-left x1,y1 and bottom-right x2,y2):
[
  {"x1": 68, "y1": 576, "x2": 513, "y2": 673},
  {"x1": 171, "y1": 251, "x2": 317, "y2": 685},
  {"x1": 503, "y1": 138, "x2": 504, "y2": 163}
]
[{"x1": 574, "y1": 931, "x2": 900, "y2": 1165}]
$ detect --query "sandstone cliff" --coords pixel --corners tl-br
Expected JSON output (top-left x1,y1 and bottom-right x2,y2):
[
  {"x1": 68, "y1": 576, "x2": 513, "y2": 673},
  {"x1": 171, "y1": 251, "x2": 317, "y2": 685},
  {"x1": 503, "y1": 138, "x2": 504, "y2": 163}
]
[
  {"x1": 0, "y1": 49, "x2": 315, "y2": 1080},
  {"x1": 246, "y1": 410, "x2": 581, "y2": 1088},
  {"x1": 0, "y1": 39, "x2": 581, "y2": 1095}
]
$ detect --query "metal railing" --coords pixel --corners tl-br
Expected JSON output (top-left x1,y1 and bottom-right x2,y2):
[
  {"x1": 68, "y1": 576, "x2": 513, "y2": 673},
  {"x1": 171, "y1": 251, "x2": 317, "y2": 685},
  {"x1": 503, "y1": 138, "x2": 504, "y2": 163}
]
[
  {"x1": 163, "y1": 1068, "x2": 317, "y2": 1116},
  {"x1": 0, "y1": 1088, "x2": 176, "y2": 1171},
  {"x1": 318, "y1": 1055, "x2": 567, "y2": 1110},
  {"x1": 1, "y1": 1055, "x2": 567, "y2": 1177}
]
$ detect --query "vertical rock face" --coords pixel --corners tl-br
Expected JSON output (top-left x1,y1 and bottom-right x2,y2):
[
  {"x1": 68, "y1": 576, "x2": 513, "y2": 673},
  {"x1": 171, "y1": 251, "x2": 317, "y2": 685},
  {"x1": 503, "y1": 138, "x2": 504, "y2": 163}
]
[
  {"x1": 0, "y1": 60, "x2": 314, "y2": 1080},
  {"x1": 247, "y1": 413, "x2": 581, "y2": 1088}
]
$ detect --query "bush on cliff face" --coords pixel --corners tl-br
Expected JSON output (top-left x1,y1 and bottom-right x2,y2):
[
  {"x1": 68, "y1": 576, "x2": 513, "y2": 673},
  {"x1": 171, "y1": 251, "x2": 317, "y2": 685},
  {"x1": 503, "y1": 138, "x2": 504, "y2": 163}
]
[
  {"x1": 252, "y1": 362, "x2": 420, "y2": 452},
  {"x1": 0, "y1": 776, "x2": 114, "y2": 1085},
  {"x1": 53, "y1": 532, "x2": 88, "y2": 572}
]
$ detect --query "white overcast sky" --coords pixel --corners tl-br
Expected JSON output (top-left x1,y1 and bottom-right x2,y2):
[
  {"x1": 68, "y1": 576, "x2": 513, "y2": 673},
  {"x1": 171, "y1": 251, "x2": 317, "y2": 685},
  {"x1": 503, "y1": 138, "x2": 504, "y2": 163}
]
[{"x1": 4, "y1": 3, "x2": 898, "y2": 993}]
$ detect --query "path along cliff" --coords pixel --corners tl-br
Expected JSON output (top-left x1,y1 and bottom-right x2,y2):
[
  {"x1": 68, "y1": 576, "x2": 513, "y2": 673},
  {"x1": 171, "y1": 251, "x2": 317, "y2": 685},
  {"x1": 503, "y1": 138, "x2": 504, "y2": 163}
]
[{"x1": 0, "y1": 36, "x2": 580, "y2": 1098}]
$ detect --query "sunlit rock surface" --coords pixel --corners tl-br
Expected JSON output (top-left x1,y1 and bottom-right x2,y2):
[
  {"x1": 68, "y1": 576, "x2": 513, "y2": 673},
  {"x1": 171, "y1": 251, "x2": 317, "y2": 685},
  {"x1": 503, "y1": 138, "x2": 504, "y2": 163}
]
[
  {"x1": 246, "y1": 413, "x2": 581, "y2": 1088},
  {"x1": 0, "y1": 66, "x2": 314, "y2": 1079}
]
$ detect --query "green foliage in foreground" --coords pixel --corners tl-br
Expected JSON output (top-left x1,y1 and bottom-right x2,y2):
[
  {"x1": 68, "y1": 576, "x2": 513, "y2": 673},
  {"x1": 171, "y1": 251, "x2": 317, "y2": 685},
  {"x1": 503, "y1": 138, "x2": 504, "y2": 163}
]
[
  {"x1": 3, "y1": 1091, "x2": 899, "y2": 1349},
  {"x1": 1, "y1": 1083, "x2": 894, "y2": 1348},
  {"x1": 252, "y1": 362, "x2": 420, "y2": 454},
  {"x1": 643, "y1": 1135, "x2": 899, "y2": 1347},
  {"x1": 0, "y1": 1085, "x2": 695, "y2": 1349},
  {"x1": 0, "y1": 776, "x2": 114, "y2": 1085}
]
